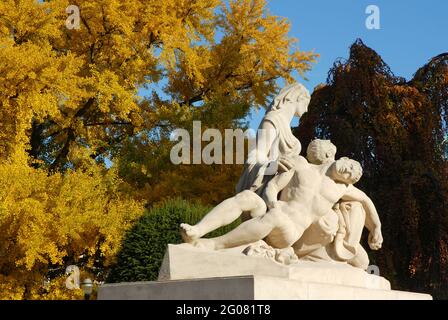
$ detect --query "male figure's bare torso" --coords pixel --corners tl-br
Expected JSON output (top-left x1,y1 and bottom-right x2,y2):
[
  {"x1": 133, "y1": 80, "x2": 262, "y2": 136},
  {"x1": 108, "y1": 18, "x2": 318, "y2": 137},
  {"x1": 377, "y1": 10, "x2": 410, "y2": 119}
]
[{"x1": 274, "y1": 158, "x2": 349, "y2": 219}]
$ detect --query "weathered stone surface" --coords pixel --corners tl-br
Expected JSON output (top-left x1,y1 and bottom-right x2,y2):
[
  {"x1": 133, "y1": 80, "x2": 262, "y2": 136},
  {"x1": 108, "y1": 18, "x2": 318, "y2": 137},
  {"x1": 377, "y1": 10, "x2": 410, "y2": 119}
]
[
  {"x1": 98, "y1": 275, "x2": 432, "y2": 300},
  {"x1": 158, "y1": 243, "x2": 390, "y2": 290}
]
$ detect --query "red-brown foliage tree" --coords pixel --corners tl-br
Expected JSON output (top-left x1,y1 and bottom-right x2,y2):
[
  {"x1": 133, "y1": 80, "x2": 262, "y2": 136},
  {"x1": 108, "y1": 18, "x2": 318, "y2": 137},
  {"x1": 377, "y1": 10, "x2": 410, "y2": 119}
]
[{"x1": 296, "y1": 39, "x2": 448, "y2": 298}]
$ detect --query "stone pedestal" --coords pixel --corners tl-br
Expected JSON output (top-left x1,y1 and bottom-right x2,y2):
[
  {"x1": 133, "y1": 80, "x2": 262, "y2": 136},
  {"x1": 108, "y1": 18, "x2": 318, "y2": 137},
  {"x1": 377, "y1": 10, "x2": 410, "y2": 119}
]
[
  {"x1": 98, "y1": 275, "x2": 431, "y2": 300},
  {"x1": 98, "y1": 244, "x2": 432, "y2": 300}
]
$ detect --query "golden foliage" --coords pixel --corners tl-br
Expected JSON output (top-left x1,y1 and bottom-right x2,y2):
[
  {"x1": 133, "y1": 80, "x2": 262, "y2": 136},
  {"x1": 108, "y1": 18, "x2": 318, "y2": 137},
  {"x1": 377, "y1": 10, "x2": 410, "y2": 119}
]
[
  {"x1": 0, "y1": 0, "x2": 316, "y2": 168},
  {"x1": 0, "y1": 158, "x2": 143, "y2": 299},
  {"x1": 0, "y1": 0, "x2": 316, "y2": 299}
]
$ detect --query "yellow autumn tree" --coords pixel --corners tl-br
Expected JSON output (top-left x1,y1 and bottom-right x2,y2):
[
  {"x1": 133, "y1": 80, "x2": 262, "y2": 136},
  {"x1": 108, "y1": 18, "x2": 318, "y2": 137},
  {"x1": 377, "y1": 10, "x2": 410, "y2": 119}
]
[
  {"x1": 0, "y1": 0, "x2": 316, "y2": 299},
  {"x1": 0, "y1": 157, "x2": 143, "y2": 299},
  {"x1": 1, "y1": 0, "x2": 316, "y2": 168}
]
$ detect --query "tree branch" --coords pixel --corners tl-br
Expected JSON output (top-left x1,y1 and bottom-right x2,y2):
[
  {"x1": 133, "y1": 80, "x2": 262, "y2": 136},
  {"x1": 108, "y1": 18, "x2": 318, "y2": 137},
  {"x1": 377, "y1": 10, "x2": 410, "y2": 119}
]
[
  {"x1": 85, "y1": 121, "x2": 131, "y2": 127},
  {"x1": 50, "y1": 128, "x2": 74, "y2": 172}
]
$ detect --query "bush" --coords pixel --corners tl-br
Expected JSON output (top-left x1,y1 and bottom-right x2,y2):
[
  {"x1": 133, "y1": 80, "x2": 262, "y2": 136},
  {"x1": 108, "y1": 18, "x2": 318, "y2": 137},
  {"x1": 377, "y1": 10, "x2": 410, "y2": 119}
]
[{"x1": 107, "y1": 198, "x2": 240, "y2": 283}]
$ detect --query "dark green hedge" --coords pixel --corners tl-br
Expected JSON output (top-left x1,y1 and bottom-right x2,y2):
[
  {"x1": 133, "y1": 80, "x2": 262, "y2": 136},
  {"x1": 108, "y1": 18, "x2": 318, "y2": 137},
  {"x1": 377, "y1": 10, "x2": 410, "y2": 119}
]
[{"x1": 106, "y1": 198, "x2": 240, "y2": 283}]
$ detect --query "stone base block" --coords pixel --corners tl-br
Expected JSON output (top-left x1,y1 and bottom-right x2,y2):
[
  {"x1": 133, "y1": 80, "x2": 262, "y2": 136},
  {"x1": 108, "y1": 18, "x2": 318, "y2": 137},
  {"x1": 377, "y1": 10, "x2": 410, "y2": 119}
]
[
  {"x1": 158, "y1": 244, "x2": 391, "y2": 290},
  {"x1": 98, "y1": 276, "x2": 432, "y2": 300},
  {"x1": 99, "y1": 244, "x2": 432, "y2": 300}
]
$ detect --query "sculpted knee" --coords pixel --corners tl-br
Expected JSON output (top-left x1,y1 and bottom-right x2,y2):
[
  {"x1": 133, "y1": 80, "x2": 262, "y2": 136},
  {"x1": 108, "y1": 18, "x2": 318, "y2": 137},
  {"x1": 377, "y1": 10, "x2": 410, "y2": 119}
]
[
  {"x1": 235, "y1": 190, "x2": 257, "y2": 202},
  {"x1": 261, "y1": 209, "x2": 282, "y2": 226},
  {"x1": 235, "y1": 190, "x2": 265, "y2": 212},
  {"x1": 250, "y1": 203, "x2": 267, "y2": 218}
]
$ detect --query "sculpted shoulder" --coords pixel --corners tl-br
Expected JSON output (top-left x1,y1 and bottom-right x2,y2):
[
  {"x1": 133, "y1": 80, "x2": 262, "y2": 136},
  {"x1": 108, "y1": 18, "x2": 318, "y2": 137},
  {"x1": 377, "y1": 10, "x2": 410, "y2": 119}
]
[{"x1": 288, "y1": 154, "x2": 308, "y2": 169}]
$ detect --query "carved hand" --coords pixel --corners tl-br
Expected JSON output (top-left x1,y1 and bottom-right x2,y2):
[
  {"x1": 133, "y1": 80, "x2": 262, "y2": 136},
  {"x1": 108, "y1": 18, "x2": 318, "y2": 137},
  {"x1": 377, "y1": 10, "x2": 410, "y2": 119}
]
[
  {"x1": 278, "y1": 156, "x2": 296, "y2": 172},
  {"x1": 368, "y1": 227, "x2": 383, "y2": 250}
]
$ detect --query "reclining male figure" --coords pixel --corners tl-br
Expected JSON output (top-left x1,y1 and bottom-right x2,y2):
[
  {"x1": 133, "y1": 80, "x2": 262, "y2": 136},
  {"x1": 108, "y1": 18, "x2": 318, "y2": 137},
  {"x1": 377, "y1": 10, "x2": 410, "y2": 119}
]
[
  {"x1": 181, "y1": 156, "x2": 383, "y2": 252},
  {"x1": 179, "y1": 139, "x2": 335, "y2": 242}
]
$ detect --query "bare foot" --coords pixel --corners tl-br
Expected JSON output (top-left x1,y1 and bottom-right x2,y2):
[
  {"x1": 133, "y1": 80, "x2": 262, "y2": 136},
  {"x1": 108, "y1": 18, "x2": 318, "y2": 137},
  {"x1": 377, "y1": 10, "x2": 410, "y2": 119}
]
[
  {"x1": 180, "y1": 223, "x2": 202, "y2": 243},
  {"x1": 192, "y1": 238, "x2": 216, "y2": 250},
  {"x1": 275, "y1": 247, "x2": 299, "y2": 265}
]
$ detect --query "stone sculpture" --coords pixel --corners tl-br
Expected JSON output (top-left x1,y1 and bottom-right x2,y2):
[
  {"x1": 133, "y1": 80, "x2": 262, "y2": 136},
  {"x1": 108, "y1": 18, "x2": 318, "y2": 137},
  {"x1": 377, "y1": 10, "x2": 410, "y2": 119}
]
[
  {"x1": 98, "y1": 83, "x2": 433, "y2": 300},
  {"x1": 180, "y1": 82, "x2": 383, "y2": 270}
]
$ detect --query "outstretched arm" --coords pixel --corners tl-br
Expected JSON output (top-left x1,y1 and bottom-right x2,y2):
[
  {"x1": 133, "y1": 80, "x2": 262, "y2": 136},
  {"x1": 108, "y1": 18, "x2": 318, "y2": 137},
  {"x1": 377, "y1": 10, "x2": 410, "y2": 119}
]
[{"x1": 341, "y1": 185, "x2": 383, "y2": 250}]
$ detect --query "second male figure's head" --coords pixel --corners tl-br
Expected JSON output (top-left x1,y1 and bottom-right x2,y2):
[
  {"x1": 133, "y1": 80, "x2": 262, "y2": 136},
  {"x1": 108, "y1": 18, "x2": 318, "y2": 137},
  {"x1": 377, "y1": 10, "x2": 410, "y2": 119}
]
[{"x1": 306, "y1": 139, "x2": 337, "y2": 165}]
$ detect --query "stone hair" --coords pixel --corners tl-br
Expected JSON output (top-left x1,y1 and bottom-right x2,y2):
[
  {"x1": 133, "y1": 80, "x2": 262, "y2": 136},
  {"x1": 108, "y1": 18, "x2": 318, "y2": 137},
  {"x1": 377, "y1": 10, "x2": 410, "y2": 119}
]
[
  {"x1": 268, "y1": 82, "x2": 311, "y2": 112},
  {"x1": 306, "y1": 139, "x2": 337, "y2": 164}
]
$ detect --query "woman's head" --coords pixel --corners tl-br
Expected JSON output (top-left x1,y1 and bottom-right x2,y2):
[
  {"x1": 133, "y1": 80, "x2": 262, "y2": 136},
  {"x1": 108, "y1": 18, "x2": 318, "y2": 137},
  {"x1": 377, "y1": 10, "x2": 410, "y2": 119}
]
[{"x1": 268, "y1": 82, "x2": 311, "y2": 117}]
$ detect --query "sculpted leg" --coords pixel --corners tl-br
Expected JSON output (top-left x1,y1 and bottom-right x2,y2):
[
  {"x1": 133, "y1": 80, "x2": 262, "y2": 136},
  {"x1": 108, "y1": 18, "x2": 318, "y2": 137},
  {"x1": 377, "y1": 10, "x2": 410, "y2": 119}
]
[
  {"x1": 180, "y1": 190, "x2": 266, "y2": 243},
  {"x1": 203, "y1": 206, "x2": 308, "y2": 250},
  {"x1": 266, "y1": 208, "x2": 312, "y2": 249},
  {"x1": 199, "y1": 209, "x2": 282, "y2": 250}
]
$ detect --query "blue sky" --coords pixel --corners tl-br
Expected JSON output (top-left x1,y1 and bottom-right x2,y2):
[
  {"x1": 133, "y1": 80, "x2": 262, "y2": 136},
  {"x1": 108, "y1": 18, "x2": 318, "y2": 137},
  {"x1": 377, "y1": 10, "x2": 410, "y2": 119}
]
[{"x1": 248, "y1": 0, "x2": 448, "y2": 128}]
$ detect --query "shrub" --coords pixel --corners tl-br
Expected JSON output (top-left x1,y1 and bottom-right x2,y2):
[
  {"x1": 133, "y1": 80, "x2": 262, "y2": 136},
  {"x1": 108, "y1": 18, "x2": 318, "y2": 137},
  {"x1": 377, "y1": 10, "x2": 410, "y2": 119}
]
[{"x1": 107, "y1": 198, "x2": 240, "y2": 282}]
